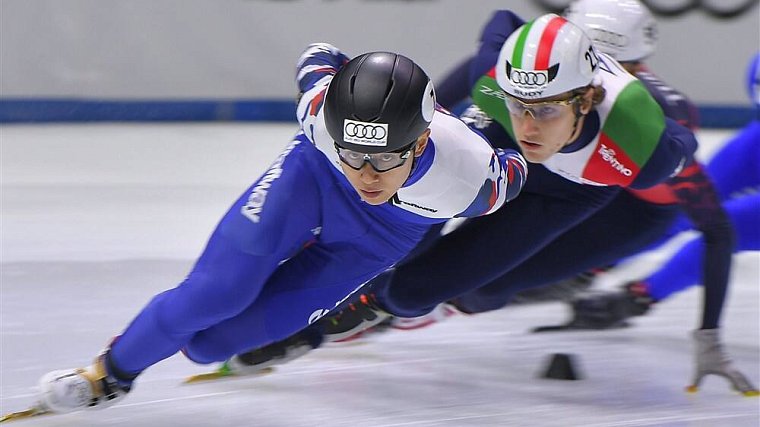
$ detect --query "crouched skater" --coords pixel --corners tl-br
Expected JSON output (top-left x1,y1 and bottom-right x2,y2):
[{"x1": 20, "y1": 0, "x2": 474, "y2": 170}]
[{"x1": 16, "y1": 43, "x2": 527, "y2": 418}]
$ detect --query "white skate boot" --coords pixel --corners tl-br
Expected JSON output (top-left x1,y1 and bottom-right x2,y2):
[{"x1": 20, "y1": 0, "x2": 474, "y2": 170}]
[{"x1": 37, "y1": 355, "x2": 131, "y2": 413}]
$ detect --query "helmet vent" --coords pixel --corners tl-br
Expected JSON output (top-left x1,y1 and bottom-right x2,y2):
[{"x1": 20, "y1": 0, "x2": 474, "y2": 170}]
[
  {"x1": 347, "y1": 75, "x2": 365, "y2": 121},
  {"x1": 348, "y1": 75, "x2": 357, "y2": 95},
  {"x1": 383, "y1": 79, "x2": 394, "y2": 101}
]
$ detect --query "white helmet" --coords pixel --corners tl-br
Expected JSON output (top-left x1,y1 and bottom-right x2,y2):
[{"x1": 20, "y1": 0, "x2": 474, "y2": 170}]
[
  {"x1": 565, "y1": 0, "x2": 657, "y2": 62},
  {"x1": 496, "y1": 13, "x2": 600, "y2": 99}
]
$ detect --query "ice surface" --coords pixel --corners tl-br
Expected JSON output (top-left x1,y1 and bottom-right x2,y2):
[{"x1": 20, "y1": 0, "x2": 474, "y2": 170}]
[{"x1": 1, "y1": 124, "x2": 758, "y2": 426}]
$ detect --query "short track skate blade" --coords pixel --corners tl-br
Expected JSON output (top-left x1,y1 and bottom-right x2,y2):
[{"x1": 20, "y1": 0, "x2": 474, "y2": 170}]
[
  {"x1": 531, "y1": 324, "x2": 576, "y2": 333},
  {"x1": 0, "y1": 406, "x2": 51, "y2": 423},
  {"x1": 531, "y1": 320, "x2": 631, "y2": 333},
  {"x1": 183, "y1": 366, "x2": 274, "y2": 384}
]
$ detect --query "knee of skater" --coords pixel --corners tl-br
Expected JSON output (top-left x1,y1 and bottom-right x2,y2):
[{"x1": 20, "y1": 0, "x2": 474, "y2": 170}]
[
  {"x1": 177, "y1": 274, "x2": 260, "y2": 319},
  {"x1": 384, "y1": 287, "x2": 439, "y2": 317},
  {"x1": 183, "y1": 338, "x2": 234, "y2": 365},
  {"x1": 452, "y1": 293, "x2": 508, "y2": 314}
]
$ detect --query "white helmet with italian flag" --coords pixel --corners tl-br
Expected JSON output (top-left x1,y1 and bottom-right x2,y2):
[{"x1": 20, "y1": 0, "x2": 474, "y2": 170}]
[{"x1": 496, "y1": 14, "x2": 600, "y2": 100}]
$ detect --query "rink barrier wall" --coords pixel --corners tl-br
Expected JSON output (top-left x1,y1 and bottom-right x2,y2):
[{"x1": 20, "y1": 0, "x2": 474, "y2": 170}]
[{"x1": 0, "y1": 99, "x2": 754, "y2": 128}]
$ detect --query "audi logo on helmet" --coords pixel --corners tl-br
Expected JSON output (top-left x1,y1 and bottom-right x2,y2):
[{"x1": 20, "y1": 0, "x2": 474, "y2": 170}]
[
  {"x1": 505, "y1": 62, "x2": 560, "y2": 90},
  {"x1": 343, "y1": 119, "x2": 389, "y2": 147}
]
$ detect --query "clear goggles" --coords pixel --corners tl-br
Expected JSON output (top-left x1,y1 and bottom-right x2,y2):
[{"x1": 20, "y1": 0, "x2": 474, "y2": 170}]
[
  {"x1": 335, "y1": 143, "x2": 415, "y2": 173},
  {"x1": 505, "y1": 95, "x2": 579, "y2": 121}
]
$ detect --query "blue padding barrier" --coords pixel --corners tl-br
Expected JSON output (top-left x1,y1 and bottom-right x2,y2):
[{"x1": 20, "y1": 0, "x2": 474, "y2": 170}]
[
  {"x1": 0, "y1": 99, "x2": 297, "y2": 123},
  {"x1": 0, "y1": 99, "x2": 755, "y2": 128},
  {"x1": 697, "y1": 105, "x2": 757, "y2": 129}
]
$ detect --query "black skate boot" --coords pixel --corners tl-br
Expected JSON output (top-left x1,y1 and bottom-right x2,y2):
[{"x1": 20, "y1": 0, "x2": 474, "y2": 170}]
[
  {"x1": 533, "y1": 281, "x2": 654, "y2": 332},
  {"x1": 225, "y1": 328, "x2": 325, "y2": 375},
  {"x1": 320, "y1": 293, "x2": 390, "y2": 342}
]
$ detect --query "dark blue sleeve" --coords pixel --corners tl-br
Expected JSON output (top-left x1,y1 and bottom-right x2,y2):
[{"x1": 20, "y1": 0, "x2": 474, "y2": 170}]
[
  {"x1": 469, "y1": 10, "x2": 525, "y2": 89},
  {"x1": 436, "y1": 56, "x2": 474, "y2": 111},
  {"x1": 668, "y1": 163, "x2": 734, "y2": 329},
  {"x1": 630, "y1": 117, "x2": 698, "y2": 189},
  {"x1": 636, "y1": 71, "x2": 700, "y2": 130}
]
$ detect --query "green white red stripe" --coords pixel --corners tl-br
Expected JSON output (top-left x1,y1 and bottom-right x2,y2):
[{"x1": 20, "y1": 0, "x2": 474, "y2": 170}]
[{"x1": 511, "y1": 15, "x2": 569, "y2": 70}]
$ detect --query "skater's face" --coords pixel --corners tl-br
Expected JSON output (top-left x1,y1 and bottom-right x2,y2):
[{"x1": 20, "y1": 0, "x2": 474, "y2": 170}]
[
  {"x1": 508, "y1": 89, "x2": 592, "y2": 163},
  {"x1": 340, "y1": 129, "x2": 430, "y2": 205}
]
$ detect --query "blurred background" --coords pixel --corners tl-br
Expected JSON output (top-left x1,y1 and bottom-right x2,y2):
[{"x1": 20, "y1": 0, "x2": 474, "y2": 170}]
[
  {"x1": 1, "y1": 0, "x2": 758, "y2": 127},
  {"x1": 1, "y1": 3, "x2": 759, "y2": 425}
]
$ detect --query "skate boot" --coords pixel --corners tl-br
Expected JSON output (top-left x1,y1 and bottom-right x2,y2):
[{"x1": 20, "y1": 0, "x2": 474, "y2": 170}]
[
  {"x1": 37, "y1": 351, "x2": 132, "y2": 413},
  {"x1": 227, "y1": 328, "x2": 324, "y2": 375},
  {"x1": 567, "y1": 281, "x2": 654, "y2": 330},
  {"x1": 320, "y1": 293, "x2": 390, "y2": 342},
  {"x1": 329, "y1": 316, "x2": 394, "y2": 343},
  {"x1": 391, "y1": 303, "x2": 459, "y2": 330},
  {"x1": 185, "y1": 326, "x2": 327, "y2": 384}
]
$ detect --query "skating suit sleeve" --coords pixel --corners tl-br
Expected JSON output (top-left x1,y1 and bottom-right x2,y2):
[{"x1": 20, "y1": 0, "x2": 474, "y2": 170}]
[
  {"x1": 294, "y1": 43, "x2": 349, "y2": 141},
  {"x1": 541, "y1": 55, "x2": 697, "y2": 189},
  {"x1": 625, "y1": 67, "x2": 732, "y2": 329},
  {"x1": 391, "y1": 110, "x2": 526, "y2": 220},
  {"x1": 628, "y1": 69, "x2": 701, "y2": 203},
  {"x1": 670, "y1": 163, "x2": 734, "y2": 329},
  {"x1": 635, "y1": 68, "x2": 700, "y2": 131},
  {"x1": 435, "y1": 11, "x2": 525, "y2": 116},
  {"x1": 293, "y1": 43, "x2": 526, "y2": 222},
  {"x1": 469, "y1": 10, "x2": 526, "y2": 90}
]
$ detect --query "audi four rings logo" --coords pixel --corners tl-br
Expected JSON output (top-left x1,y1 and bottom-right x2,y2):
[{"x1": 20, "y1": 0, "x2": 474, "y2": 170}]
[
  {"x1": 505, "y1": 62, "x2": 559, "y2": 90},
  {"x1": 345, "y1": 122, "x2": 386, "y2": 139},
  {"x1": 343, "y1": 119, "x2": 389, "y2": 147},
  {"x1": 536, "y1": 0, "x2": 758, "y2": 19},
  {"x1": 511, "y1": 69, "x2": 548, "y2": 86}
]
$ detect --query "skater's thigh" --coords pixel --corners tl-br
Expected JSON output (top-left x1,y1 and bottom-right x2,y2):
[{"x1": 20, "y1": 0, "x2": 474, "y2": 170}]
[{"x1": 186, "y1": 238, "x2": 406, "y2": 361}]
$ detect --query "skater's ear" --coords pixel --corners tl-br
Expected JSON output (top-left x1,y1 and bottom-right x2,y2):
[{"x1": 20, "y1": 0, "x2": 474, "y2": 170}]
[{"x1": 412, "y1": 128, "x2": 431, "y2": 158}]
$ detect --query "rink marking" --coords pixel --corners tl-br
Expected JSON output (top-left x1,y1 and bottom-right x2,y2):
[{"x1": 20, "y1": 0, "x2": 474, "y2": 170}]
[
  {"x1": 583, "y1": 413, "x2": 756, "y2": 427},
  {"x1": 116, "y1": 390, "x2": 241, "y2": 408},
  {"x1": 370, "y1": 412, "x2": 755, "y2": 426}
]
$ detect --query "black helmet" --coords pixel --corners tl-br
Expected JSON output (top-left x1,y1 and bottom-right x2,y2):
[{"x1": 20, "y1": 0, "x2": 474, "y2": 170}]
[{"x1": 324, "y1": 52, "x2": 435, "y2": 154}]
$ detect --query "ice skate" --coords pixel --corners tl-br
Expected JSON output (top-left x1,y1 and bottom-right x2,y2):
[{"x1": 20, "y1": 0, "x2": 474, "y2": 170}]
[
  {"x1": 37, "y1": 354, "x2": 131, "y2": 414},
  {"x1": 391, "y1": 303, "x2": 459, "y2": 330},
  {"x1": 321, "y1": 293, "x2": 390, "y2": 342},
  {"x1": 0, "y1": 353, "x2": 132, "y2": 422},
  {"x1": 185, "y1": 329, "x2": 323, "y2": 384},
  {"x1": 533, "y1": 282, "x2": 653, "y2": 332}
]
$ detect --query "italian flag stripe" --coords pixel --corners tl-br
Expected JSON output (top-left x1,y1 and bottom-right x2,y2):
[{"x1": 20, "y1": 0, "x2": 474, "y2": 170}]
[
  {"x1": 535, "y1": 16, "x2": 567, "y2": 70},
  {"x1": 511, "y1": 20, "x2": 534, "y2": 68},
  {"x1": 603, "y1": 80, "x2": 666, "y2": 166}
]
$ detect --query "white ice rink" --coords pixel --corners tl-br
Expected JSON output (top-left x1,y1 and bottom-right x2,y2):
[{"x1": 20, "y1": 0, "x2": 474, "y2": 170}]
[{"x1": 1, "y1": 124, "x2": 758, "y2": 426}]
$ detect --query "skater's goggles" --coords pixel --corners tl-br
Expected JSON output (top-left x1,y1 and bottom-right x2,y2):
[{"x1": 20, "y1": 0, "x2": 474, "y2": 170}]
[
  {"x1": 505, "y1": 95, "x2": 580, "y2": 121},
  {"x1": 335, "y1": 143, "x2": 415, "y2": 173}
]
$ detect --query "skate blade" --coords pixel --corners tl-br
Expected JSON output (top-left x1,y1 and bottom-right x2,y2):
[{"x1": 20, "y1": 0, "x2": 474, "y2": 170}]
[
  {"x1": 686, "y1": 385, "x2": 759, "y2": 397},
  {"x1": 183, "y1": 366, "x2": 274, "y2": 384},
  {"x1": 531, "y1": 321, "x2": 631, "y2": 333},
  {"x1": 1, "y1": 406, "x2": 51, "y2": 423}
]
